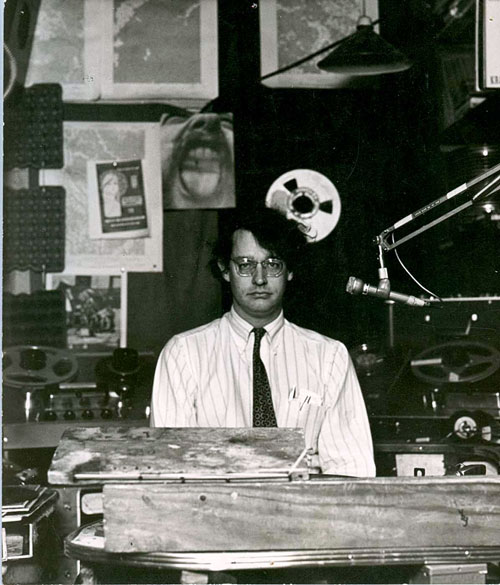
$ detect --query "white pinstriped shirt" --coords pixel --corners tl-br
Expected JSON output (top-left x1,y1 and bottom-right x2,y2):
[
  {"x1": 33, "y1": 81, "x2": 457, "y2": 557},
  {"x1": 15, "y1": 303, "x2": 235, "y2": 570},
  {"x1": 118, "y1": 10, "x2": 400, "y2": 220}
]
[{"x1": 150, "y1": 307, "x2": 376, "y2": 477}]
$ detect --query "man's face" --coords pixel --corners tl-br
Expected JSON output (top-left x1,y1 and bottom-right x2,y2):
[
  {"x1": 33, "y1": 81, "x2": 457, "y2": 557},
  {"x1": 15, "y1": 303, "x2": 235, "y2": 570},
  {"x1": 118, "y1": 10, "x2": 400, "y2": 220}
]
[{"x1": 220, "y1": 229, "x2": 293, "y2": 327}]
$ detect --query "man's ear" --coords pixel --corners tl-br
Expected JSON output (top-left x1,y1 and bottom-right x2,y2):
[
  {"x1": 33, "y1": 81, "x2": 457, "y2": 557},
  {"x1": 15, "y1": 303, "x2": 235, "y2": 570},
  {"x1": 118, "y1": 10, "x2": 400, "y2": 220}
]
[
  {"x1": 287, "y1": 271, "x2": 294, "y2": 282},
  {"x1": 218, "y1": 260, "x2": 230, "y2": 282}
]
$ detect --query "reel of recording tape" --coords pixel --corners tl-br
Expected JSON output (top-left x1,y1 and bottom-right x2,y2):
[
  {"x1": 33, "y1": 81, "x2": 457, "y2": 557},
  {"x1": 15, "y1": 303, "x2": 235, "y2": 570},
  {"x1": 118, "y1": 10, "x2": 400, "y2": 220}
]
[
  {"x1": 3, "y1": 345, "x2": 79, "y2": 423},
  {"x1": 3, "y1": 345, "x2": 79, "y2": 389},
  {"x1": 265, "y1": 169, "x2": 341, "y2": 242},
  {"x1": 410, "y1": 340, "x2": 500, "y2": 385}
]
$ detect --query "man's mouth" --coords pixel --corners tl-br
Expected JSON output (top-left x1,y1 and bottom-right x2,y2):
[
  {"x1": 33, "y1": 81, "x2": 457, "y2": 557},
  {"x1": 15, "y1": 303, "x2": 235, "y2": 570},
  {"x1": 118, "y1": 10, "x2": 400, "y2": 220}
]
[{"x1": 250, "y1": 292, "x2": 271, "y2": 298}]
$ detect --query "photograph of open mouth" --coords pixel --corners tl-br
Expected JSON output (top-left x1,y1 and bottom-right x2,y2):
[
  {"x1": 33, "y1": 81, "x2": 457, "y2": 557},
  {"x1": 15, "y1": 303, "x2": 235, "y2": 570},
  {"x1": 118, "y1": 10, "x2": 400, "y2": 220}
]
[{"x1": 161, "y1": 112, "x2": 235, "y2": 209}]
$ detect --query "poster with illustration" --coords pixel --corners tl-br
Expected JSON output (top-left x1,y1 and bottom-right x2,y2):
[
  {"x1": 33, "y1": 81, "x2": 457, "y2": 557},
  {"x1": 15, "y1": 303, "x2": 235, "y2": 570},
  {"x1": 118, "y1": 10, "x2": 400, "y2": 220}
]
[
  {"x1": 160, "y1": 112, "x2": 235, "y2": 209},
  {"x1": 46, "y1": 274, "x2": 123, "y2": 350},
  {"x1": 89, "y1": 159, "x2": 149, "y2": 239},
  {"x1": 62, "y1": 121, "x2": 162, "y2": 274}
]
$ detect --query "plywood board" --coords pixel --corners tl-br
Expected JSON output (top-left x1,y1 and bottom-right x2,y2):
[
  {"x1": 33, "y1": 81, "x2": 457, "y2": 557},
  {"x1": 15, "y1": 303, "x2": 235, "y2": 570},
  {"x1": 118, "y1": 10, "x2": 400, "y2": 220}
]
[{"x1": 48, "y1": 426, "x2": 305, "y2": 485}]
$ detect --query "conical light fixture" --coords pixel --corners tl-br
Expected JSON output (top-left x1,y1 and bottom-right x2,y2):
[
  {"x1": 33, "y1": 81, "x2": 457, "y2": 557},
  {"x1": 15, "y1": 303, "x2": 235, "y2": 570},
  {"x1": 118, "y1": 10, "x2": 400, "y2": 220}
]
[{"x1": 317, "y1": 7, "x2": 412, "y2": 75}]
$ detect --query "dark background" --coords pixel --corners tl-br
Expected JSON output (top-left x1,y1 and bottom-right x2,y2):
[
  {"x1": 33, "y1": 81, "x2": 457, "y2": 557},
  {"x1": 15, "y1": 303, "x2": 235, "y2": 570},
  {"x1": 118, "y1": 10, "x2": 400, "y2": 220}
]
[
  {"x1": 199, "y1": 0, "x2": 499, "y2": 350},
  {"x1": 4, "y1": 0, "x2": 500, "y2": 357}
]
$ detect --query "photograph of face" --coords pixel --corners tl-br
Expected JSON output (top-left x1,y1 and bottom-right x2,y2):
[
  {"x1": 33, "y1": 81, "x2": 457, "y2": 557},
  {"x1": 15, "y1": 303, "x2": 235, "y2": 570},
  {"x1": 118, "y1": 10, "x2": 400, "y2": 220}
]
[
  {"x1": 160, "y1": 112, "x2": 235, "y2": 209},
  {"x1": 99, "y1": 170, "x2": 129, "y2": 218}
]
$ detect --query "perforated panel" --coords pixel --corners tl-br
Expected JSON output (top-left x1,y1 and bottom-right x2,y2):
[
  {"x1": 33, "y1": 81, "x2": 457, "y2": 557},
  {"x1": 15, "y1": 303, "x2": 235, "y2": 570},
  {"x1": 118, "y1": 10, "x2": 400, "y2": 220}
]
[
  {"x1": 3, "y1": 187, "x2": 65, "y2": 273},
  {"x1": 4, "y1": 83, "x2": 63, "y2": 169}
]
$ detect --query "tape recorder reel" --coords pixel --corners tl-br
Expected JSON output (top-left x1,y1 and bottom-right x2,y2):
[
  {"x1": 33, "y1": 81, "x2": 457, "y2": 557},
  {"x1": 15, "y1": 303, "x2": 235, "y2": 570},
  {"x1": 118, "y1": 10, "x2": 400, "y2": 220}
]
[
  {"x1": 3, "y1": 345, "x2": 78, "y2": 389},
  {"x1": 266, "y1": 169, "x2": 341, "y2": 243},
  {"x1": 411, "y1": 340, "x2": 500, "y2": 385},
  {"x1": 410, "y1": 341, "x2": 500, "y2": 444},
  {"x1": 3, "y1": 345, "x2": 80, "y2": 423}
]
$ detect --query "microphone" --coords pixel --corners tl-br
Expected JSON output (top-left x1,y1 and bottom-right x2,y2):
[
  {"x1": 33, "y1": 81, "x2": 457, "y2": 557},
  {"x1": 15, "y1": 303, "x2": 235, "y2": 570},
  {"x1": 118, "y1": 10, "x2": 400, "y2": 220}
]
[{"x1": 346, "y1": 276, "x2": 430, "y2": 307}]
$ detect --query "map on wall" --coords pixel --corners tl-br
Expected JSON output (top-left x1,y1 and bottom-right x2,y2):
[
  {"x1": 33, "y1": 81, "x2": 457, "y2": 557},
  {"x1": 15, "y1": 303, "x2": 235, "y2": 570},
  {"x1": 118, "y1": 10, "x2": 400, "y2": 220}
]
[
  {"x1": 25, "y1": 0, "x2": 99, "y2": 100},
  {"x1": 260, "y1": 0, "x2": 379, "y2": 88},
  {"x1": 26, "y1": 0, "x2": 218, "y2": 107},
  {"x1": 57, "y1": 122, "x2": 162, "y2": 274}
]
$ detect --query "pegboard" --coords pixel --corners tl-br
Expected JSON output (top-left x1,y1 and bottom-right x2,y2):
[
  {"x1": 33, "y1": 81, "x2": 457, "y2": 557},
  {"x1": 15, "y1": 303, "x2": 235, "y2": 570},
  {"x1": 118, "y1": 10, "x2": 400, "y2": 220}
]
[
  {"x1": 3, "y1": 83, "x2": 63, "y2": 169},
  {"x1": 3, "y1": 187, "x2": 66, "y2": 273}
]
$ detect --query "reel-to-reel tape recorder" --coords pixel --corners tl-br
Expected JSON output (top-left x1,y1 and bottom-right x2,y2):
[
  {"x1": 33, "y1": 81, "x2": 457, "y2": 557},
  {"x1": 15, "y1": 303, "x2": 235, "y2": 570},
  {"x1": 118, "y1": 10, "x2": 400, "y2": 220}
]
[
  {"x1": 354, "y1": 297, "x2": 500, "y2": 448},
  {"x1": 2, "y1": 345, "x2": 153, "y2": 427}
]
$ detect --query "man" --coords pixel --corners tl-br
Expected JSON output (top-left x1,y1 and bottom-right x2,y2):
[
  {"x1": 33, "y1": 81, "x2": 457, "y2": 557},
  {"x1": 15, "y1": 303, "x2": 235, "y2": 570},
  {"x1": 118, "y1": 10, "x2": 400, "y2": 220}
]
[{"x1": 150, "y1": 209, "x2": 375, "y2": 477}]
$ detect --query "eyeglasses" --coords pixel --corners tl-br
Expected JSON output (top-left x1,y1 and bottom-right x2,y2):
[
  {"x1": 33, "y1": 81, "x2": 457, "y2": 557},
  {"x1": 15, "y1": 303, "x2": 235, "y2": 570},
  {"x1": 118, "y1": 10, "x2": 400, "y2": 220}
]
[{"x1": 230, "y1": 257, "x2": 285, "y2": 277}]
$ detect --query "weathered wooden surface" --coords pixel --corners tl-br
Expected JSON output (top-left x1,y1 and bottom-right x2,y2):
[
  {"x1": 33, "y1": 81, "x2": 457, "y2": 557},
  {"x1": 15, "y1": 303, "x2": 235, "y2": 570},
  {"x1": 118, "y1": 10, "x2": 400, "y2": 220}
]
[
  {"x1": 103, "y1": 477, "x2": 500, "y2": 553},
  {"x1": 48, "y1": 427, "x2": 305, "y2": 485}
]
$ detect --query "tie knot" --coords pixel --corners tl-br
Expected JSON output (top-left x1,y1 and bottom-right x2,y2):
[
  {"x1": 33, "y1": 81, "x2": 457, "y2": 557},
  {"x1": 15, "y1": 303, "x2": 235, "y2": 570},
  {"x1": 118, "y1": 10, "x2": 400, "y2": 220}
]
[{"x1": 252, "y1": 328, "x2": 266, "y2": 345}]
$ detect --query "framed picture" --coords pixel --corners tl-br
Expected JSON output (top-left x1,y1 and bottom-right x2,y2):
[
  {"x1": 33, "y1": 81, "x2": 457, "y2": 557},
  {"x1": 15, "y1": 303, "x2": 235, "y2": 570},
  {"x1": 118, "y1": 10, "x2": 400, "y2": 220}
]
[
  {"x1": 26, "y1": 0, "x2": 218, "y2": 107},
  {"x1": 56, "y1": 121, "x2": 162, "y2": 274},
  {"x1": 259, "y1": 0, "x2": 379, "y2": 89},
  {"x1": 46, "y1": 273, "x2": 126, "y2": 350},
  {"x1": 99, "y1": 0, "x2": 218, "y2": 106}
]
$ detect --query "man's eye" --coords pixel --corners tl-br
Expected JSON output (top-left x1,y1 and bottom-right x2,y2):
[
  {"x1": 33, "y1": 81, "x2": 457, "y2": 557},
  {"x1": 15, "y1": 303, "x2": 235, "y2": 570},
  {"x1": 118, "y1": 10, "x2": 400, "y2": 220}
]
[
  {"x1": 239, "y1": 262, "x2": 253, "y2": 271},
  {"x1": 267, "y1": 260, "x2": 281, "y2": 269}
]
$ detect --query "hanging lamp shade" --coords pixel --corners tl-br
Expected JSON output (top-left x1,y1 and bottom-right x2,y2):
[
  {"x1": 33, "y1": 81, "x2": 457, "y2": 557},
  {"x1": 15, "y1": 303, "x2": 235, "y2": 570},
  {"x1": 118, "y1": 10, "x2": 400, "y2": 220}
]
[{"x1": 317, "y1": 16, "x2": 412, "y2": 75}]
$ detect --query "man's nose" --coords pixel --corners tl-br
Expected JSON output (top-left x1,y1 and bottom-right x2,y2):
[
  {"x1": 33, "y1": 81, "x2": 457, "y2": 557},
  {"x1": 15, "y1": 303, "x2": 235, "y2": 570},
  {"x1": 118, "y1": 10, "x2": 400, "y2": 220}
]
[{"x1": 252, "y1": 263, "x2": 267, "y2": 285}]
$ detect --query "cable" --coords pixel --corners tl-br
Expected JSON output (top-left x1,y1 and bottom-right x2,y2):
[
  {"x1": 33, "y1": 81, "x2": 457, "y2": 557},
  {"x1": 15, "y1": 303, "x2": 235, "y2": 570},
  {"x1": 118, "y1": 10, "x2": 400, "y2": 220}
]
[{"x1": 391, "y1": 233, "x2": 442, "y2": 301}]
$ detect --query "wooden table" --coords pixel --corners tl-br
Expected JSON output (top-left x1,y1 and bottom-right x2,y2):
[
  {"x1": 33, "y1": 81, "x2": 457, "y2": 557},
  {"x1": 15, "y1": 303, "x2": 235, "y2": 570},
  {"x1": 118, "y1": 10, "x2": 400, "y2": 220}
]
[{"x1": 49, "y1": 427, "x2": 500, "y2": 584}]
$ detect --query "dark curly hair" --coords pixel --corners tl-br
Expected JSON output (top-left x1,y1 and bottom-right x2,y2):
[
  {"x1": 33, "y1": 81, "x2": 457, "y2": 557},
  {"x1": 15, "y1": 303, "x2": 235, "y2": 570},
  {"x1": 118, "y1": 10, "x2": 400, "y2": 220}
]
[{"x1": 212, "y1": 208, "x2": 307, "y2": 276}]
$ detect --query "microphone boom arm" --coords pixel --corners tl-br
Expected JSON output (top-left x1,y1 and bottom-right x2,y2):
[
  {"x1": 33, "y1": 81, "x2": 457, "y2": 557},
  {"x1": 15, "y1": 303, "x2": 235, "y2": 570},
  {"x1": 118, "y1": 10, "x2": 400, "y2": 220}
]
[
  {"x1": 346, "y1": 162, "x2": 500, "y2": 312},
  {"x1": 375, "y1": 162, "x2": 500, "y2": 252}
]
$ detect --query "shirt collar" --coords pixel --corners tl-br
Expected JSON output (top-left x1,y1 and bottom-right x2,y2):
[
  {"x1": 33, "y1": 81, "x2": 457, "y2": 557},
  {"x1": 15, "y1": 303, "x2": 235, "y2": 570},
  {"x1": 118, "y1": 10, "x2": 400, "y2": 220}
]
[{"x1": 227, "y1": 306, "x2": 285, "y2": 353}]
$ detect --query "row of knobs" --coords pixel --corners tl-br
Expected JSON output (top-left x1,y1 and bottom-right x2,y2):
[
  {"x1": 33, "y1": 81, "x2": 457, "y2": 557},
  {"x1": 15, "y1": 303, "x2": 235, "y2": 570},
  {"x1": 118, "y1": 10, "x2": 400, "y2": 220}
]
[{"x1": 44, "y1": 408, "x2": 116, "y2": 421}]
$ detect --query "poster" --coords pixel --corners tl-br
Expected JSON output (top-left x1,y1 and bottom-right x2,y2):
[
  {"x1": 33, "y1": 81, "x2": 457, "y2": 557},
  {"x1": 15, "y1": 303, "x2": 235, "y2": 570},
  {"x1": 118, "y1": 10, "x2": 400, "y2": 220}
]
[
  {"x1": 89, "y1": 159, "x2": 149, "y2": 239},
  {"x1": 26, "y1": 0, "x2": 219, "y2": 108},
  {"x1": 160, "y1": 112, "x2": 235, "y2": 209},
  {"x1": 46, "y1": 274, "x2": 123, "y2": 350},
  {"x1": 61, "y1": 121, "x2": 162, "y2": 274}
]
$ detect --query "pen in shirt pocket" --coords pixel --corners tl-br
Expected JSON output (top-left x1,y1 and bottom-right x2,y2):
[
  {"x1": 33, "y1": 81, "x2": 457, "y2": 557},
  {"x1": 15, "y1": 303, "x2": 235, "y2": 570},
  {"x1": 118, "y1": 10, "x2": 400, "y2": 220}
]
[
  {"x1": 299, "y1": 395, "x2": 311, "y2": 411},
  {"x1": 288, "y1": 387, "x2": 323, "y2": 408}
]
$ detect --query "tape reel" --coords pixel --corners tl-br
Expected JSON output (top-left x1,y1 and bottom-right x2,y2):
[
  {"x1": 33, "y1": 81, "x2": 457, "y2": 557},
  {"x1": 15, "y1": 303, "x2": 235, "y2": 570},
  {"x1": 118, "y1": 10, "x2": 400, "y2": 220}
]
[
  {"x1": 265, "y1": 169, "x2": 341, "y2": 243},
  {"x1": 3, "y1": 345, "x2": 79, "y2": 389},
  {"x1": 411, "y1": 341, "x2": 500, "y2": 385}
]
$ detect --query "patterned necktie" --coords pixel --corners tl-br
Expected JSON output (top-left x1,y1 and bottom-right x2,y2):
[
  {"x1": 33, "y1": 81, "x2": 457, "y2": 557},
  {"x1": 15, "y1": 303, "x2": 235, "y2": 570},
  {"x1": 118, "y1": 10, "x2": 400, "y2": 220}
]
[{"x1": 252, "y1": 327, "x2": 277, "y2": 427}]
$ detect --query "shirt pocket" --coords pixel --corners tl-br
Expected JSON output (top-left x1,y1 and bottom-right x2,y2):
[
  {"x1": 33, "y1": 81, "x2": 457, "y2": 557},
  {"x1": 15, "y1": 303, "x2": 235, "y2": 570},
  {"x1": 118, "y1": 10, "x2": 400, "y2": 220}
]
[{"x1": 286, "y1": 386, "x2": 324, "y2": 421}]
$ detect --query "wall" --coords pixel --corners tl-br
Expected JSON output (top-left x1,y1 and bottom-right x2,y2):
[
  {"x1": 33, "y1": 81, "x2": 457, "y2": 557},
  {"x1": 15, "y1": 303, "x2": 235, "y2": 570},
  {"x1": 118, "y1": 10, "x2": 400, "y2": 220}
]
[{"x1": 5, "y1": 0, "x2": 498, "y2": 357}]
